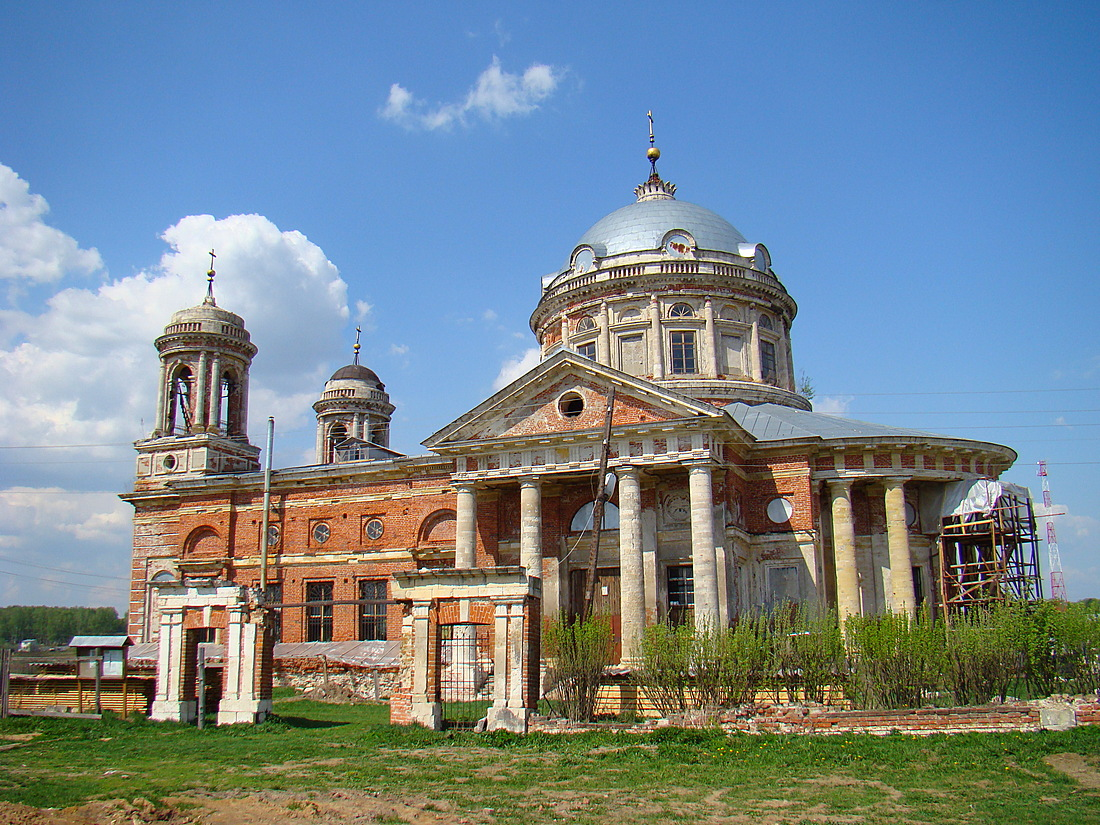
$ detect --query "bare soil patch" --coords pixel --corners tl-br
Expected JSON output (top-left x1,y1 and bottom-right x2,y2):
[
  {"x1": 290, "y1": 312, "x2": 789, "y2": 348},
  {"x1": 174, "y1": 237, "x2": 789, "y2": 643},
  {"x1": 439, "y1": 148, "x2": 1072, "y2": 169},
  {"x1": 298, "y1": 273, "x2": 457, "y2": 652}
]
[{"x1": 1044, "y1": 752, "x2": 1100, "y2": 789}]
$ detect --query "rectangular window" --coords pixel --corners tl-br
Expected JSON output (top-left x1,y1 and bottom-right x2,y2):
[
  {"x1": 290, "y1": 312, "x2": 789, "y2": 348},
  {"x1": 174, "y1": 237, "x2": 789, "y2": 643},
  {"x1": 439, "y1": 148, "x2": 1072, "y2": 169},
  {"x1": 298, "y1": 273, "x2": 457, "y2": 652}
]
[
  {"x1": 264, "y1": 582, "x2": 283, "y2": 643},
  {"x1": 760, "y1": 339, "x2": 778, "y2": 382},
  {"x1": 618, "y1": 334, "x2": 646, "y2": 375},
  {"x1": 358, "y1": 580, "x2": 388, "y2": 641},
  {"x1": 305, "y1": 581, "x2": 333, "y2": 642},
  {"x1": 720, "y1": 334, "x2": 743, "y2": 375},
  {"x1": 576, "y1": 341, "x2": 596, "y2": 360},
  {"x1": 766, "y1": 565, "x2": 801, "y2": 607},
  {"x1": 666, "y1": 565, "x2": 694, "y2": 626},
  {"x1": 669, "y1": 331, "x2": 696, "y2": 374}
]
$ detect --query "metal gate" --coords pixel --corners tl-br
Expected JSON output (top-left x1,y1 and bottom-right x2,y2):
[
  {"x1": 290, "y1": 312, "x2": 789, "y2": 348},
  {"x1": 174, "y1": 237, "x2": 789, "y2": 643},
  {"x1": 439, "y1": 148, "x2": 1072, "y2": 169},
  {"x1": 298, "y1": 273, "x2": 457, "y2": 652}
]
[{"x1": 438, "y1": 623, "x2": 492, "y2": 729}]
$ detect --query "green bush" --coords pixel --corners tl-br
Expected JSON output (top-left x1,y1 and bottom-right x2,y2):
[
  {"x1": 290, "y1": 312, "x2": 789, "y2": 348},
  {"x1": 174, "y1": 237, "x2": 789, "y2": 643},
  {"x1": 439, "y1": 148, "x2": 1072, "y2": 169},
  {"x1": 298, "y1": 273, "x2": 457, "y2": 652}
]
[
  {"x1": 765, "y1": 604, "x2": 845, "y2": 704},
  {"x1": 844, "y1": 610, "x2": 941, "y2": 709},
  {"x1": 691, "y1": 615, "x2": 769, "y2": 708},
  {"x1": 942, "y1": 604, "x2": 1017, "y2": 704},
  {"x1": 543, "y1": 615, "x2": 614, "y2": 721},
  {"x1": 635, "y1": 622, "x2": 693, "y2": 715}
]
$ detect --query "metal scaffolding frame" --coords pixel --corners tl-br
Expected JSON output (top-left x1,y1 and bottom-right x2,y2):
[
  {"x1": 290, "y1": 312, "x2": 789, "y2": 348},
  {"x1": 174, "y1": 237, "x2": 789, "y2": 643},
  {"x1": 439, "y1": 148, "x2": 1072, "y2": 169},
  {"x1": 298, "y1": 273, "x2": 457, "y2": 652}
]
[{"x1": 938, "y1": 488, "x2": 1043, "y2": 613}]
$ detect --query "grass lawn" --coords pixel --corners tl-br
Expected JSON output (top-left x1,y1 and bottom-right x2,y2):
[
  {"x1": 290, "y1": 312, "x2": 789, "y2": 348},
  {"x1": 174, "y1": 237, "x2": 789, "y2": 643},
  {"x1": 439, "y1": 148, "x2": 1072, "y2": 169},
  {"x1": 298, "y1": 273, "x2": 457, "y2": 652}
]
[{"x1": 1, "y1": 696, "x2": 1099, "y2": 823}]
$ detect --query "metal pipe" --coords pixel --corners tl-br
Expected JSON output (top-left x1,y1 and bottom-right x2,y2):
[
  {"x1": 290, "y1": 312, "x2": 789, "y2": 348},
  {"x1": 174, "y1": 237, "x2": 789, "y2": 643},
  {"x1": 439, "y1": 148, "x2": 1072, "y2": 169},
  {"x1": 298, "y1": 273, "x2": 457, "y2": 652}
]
[{"x1": 259, "y1": 416, "x2": 275, "y2": 592}]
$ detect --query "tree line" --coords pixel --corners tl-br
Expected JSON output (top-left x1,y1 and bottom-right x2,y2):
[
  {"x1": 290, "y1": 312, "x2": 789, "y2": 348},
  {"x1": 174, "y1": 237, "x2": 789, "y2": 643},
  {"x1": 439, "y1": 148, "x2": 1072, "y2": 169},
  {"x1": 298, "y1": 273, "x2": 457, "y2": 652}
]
[{"x1": 0, "y1": 606, "x2": 126, "y2": 647}]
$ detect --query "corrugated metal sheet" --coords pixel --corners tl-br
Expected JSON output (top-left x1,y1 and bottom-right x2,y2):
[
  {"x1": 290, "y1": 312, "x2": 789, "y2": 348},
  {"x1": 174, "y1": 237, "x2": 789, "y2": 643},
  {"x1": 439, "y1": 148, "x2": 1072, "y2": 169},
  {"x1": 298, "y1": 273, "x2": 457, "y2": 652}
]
[
  {"x1": 69, "y1": 635, "x2": 132, "y2": 648},
  {"x1": 725, "y1": 402, "x2": 945, "y2": 442},
  {"x1": 127, "y1": 640, "x2": 399, "y2": 669}
]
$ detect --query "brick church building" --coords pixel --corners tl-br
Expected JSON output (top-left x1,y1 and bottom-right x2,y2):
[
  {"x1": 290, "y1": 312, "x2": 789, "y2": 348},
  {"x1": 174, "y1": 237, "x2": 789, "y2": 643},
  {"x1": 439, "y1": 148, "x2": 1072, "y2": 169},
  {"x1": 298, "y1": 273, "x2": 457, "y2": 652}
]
[{"x1": 123, "y1": 146, "x2": 1019, "y2": 663}]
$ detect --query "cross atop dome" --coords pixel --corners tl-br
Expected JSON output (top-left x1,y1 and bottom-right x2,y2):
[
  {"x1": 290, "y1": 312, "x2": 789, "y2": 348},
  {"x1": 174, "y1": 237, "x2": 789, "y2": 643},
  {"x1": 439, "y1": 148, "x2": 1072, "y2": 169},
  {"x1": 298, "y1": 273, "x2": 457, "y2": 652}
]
[
  {"x1": 635, "y1": 111, "x2": 676, "y2": 202},
  {"x1": 204, "y1": 249, "x2": 217, "y2": 306}
]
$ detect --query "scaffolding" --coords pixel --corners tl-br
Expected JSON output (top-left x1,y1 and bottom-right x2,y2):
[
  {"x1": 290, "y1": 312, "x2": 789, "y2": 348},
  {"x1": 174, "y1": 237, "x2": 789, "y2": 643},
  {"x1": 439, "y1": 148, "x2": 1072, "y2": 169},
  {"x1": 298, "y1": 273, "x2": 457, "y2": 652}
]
[{"x1": 938, "y1": 486, "x2": 1043, "y2": 613}]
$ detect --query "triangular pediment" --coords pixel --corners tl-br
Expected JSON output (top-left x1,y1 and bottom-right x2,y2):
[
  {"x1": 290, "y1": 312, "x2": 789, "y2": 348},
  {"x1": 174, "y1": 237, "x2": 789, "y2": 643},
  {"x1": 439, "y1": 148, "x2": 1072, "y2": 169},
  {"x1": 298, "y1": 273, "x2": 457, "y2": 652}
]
[{"x1": 424, "y1": 351, "x2": 725, "y2": 450}]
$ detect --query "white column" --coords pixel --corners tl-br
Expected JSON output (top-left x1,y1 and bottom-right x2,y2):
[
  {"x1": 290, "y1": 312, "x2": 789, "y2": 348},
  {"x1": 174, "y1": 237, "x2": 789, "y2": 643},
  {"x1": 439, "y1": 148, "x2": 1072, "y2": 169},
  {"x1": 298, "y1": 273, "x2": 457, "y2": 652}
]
[
  {"x1": 688, "y1": 463, "x2": 720, "y2": 631},
  {"x1": 829, "y1": 480, "x2": 860, "y2": 622},
  {"x1": 597, "y1": 301, "x2": 611, "y2": 364},
  {"x1": 208, "y1": 355, "x2": 222, "y2": 433},
  {"x1": 238, "y1": 371, "x2": 250, "y2": 439},
  {"x1": 783, "y1": 321, "x2": 796, "y2": 392},
  {"x1": 749, "y1": 314, "x2": 762, "y2": 382},
  {"x1": 519, "y1": 477, "x2": 542, "y2": 577},
  {"x1": 883, "y1": 479, "x2": 916, "y2": 617},
  {"x1": 455, "y1": 482, "x2": 477, "y2": 569},
  {"x1": 560, "y1": 317, "x2": 570, "y2": 352},
  {"x1": 315, "y1": 417, "x2": 325, "y2": 463},
  {"x1": 155, "y1": 361, "x2": 169, "y2": 435},
  {"x1": 194, "y1": 351, "x2": 208, "y2": 431},
  {"x1": 617, "y1": 467, "x2": 645, "y2": 663},
  {"x1": 703, "y1": 297, "x2": 718, "y2": 378},
  {"x1": 649, "y1": 295, "x2": 664, "y2": 379}
]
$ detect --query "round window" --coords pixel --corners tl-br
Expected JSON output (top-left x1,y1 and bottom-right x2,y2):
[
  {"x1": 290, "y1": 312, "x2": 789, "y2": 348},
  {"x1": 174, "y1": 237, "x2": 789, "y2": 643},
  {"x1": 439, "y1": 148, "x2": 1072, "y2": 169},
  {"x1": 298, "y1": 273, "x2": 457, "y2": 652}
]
[
  {"x1": 558, "y1": 391, "x2": 584, "y2": 418},
  {"x1": 312, "y1": 522, "x2": 330, "y2": 544},
  {"x1": 905, "y1": 502, "x2": 918, "y2": 528},
  {"x1": 162, "y1": 454, "x2": 177, "y2": 471},
  {"x1": 266, "y1": 525, "x2": 279, "y2": 547},
  {"x1": 766, "y1": 497, "x2": 794, "y2": 524},
  {"x1": 365, "y1": 518, "x2": 384, "y2": 540}
]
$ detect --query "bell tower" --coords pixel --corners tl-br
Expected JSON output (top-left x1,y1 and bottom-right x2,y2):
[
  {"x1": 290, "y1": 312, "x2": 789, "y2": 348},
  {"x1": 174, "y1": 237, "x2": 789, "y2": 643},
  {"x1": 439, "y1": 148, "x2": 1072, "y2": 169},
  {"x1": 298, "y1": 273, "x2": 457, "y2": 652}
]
[{"x1": 134, "y1": 254, "x2": 261, "y2": 488}]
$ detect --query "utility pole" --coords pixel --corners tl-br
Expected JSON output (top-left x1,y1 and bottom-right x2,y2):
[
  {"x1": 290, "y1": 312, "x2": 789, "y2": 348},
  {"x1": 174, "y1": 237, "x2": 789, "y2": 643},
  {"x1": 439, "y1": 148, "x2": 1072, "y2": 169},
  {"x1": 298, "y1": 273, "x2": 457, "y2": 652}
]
[{"x1": 581, "y1": 389, "x2": 615, "y2": 622}]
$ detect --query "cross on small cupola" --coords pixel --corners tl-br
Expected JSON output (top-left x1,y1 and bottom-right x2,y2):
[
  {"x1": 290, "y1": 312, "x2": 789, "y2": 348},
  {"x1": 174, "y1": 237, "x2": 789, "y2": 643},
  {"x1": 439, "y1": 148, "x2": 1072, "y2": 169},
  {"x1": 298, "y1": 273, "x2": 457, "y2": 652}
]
[
  {"x1": 353, "y1": 325, "x2": 362, "y2": 365},
  {"x1": 204, "y1": 249, "x2": 217, "y2": 306}
]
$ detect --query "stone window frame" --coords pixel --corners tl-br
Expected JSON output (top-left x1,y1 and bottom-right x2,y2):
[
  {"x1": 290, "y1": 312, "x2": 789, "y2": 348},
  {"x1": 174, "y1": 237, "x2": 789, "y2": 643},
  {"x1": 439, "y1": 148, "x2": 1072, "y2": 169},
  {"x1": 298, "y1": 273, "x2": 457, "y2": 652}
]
[
  {"x1": 668, "y1": 302, "x2": 695, "y2": 319},
  {"x1": 575, "y1": 341, "x2": 597, "y2": 360},
  {"x1": 363, "y1": 517, "x2": 384, "y2": 541},
  {"x1": 668, "y1": 329, "x2": 698, "y2": 375},
  {"x1": 666, "y1": 564, "x2": 694, "y2": 626},
  {"x1": 764, "y1": 563, "x2": 802, "y2": 608},
  {"x1": 357, "y1": 579, "x2": 388, "y2": 641},
  {"x1": 575, "y1": 315, "x2": 597, "y2": 332},
  {"x1": 304, "y1": 580, "x2": 334, "y2": 642},
  {"x1": 311, "y1": 520, "x2": 331, "y2": 546}
]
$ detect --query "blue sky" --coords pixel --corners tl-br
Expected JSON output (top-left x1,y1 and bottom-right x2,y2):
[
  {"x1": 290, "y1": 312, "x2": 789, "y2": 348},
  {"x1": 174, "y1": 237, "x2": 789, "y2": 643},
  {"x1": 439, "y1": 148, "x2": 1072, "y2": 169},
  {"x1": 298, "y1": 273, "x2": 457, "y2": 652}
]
[{"x1": 0, "y1": 1, "x2": 1097, "y2": 610}]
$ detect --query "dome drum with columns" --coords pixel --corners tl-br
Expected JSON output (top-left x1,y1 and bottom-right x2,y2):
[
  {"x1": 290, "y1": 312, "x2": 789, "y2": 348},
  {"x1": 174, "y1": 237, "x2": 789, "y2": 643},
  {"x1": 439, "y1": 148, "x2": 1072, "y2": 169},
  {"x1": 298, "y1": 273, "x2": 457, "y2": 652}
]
[{"x1": 531, "y1": 165, "x2": 805, "y2": 409}]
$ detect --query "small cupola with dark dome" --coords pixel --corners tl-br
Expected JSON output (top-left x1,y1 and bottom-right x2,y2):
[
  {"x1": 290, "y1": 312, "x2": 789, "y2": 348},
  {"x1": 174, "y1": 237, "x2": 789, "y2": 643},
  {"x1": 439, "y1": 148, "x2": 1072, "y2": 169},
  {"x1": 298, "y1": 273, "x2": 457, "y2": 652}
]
[{"x1": 313, "y1": 327, "x2": 400, "y2": 464}]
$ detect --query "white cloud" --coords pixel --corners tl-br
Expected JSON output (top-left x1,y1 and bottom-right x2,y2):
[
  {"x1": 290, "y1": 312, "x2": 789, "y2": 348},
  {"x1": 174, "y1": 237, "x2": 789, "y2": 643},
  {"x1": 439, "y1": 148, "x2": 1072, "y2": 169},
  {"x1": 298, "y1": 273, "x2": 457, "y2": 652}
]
[
  {"x1": 482, "y1": 308, "x2": 498, "y2": 322},
  {"x1": 0, "y1": 164, "x2": 103, "y2": 291},
  {"x1": 381, "y1": 57, "x2": 560, "y2": 131},
  {"x1": 814, "y1": 395, "x2": 853, "y2": 415},
  {"x1": 493, "y1": 346, "x2": 541, "y2": 390},
  {"x1": 390, "y1": 344, "x2": 409, "y2": 356},
  {"x1": 0, "y1": 170, "x2": 355, "y2": 607}
]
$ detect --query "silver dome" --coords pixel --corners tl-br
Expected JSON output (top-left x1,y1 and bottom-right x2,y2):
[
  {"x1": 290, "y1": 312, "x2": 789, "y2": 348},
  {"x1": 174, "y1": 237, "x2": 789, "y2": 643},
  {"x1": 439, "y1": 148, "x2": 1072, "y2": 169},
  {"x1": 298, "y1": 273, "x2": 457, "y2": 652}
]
[{"x1": 575, "y1": 199, "x2": 747, "y2": 259}]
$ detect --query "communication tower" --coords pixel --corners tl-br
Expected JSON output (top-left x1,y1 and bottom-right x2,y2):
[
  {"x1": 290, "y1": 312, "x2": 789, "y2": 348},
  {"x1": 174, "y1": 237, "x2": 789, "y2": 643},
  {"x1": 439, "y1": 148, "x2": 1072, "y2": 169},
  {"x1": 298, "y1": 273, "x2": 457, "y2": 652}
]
[{"x1": 1037, "y1": 460, "x2": 1067, "y2": 601}]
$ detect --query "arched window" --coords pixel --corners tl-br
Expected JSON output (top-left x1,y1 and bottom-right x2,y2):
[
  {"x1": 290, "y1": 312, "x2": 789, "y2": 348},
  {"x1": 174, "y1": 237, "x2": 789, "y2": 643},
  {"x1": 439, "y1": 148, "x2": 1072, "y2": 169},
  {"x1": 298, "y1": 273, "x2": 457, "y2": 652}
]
[
  {"x1": 669, "y1": 303, "x2": 695, "y2": 318},
  {"x1": 168, "y1": 366, "x2": 193, "y2": 433},
  {"x1": 618, "y1": 307, "x2": 642, "y2": 322},
  {"x1": 327, "y1": 423, "x2": 348, "y2": 463},
  {"x1": 419, "y1": 510, "x2": 457, "y2": 545},
  {"x1": 576, "y1": 316, "x2": 596, "y2": 332},
  {"x1": 570, "y1": 501, "x2": 620, "y2": 532},
  {"x1": 719, "y1": 305, "x2": 741, "y2": 322},
  {"x1": 758, "y1": 314, "x2": 774, "y2": 330},
  {"x1": 218, "y1": 371, "x2": 238, "y2": 434},
  {"x1": 184, "y1": 527, "x2": 221, "y2": 558}
]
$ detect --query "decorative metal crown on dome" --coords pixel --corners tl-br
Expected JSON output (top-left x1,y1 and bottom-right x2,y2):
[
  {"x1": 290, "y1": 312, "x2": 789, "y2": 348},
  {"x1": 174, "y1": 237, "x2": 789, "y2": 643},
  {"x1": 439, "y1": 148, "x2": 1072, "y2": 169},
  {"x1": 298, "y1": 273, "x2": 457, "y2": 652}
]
[{"x1": 635, "y1": 111, "x2": 676, "y2": 202}]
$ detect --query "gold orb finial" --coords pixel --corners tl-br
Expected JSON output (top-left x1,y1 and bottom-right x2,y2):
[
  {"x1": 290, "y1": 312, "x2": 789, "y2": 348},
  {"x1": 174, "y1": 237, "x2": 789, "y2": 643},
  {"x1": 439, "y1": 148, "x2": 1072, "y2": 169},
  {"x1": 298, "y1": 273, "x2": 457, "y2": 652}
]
[{"x1": 647, "y1": 146, "x2": 661, "y2": 161}]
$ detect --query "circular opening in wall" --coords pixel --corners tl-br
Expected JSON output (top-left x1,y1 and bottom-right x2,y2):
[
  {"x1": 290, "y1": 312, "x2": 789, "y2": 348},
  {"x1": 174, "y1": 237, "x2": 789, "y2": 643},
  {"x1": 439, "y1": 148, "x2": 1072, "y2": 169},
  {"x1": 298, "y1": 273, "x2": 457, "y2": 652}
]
[
  {"x1": 162, "y1": 455, "x2": 177, "y2": 471},
  {"x1": 905, "y1": 502, "x2": 918, "y2": 528},
  {"x1": 558, "y1": 391, "x2": 585, "y2": 418},
  {"x1": 365, "y1": 518, "x2": 384, "y2": 540},
  {"x1": 312, "y1": 522, "x2": 330, "y2": 544},
  {"x1": 766, "y1": 497, "x2": 794, "y2": 524}
]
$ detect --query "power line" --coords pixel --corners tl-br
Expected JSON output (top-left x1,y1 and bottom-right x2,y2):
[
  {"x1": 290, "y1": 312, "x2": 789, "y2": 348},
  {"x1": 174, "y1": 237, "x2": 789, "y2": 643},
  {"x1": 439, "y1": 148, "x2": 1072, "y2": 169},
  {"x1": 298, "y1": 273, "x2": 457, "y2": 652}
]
[
  {"x1": 0, "y1": 565, "x2": 127, "y2": 592},
  {"x1": 821, "y1": 387, "x2": 1100, "y2": 397},
  {"x1": 0, "y1": 554, "x2": 127, "y2": 581}
]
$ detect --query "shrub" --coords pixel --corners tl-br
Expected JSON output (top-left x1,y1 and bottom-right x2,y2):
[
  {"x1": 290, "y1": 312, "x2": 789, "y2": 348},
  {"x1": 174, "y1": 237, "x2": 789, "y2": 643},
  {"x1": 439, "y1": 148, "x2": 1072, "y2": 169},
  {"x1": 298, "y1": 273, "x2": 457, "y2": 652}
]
[
  {"x1": 691, "y1": 615, "x2": 769, "y2": 708},
  {"x1": 635, "y1": 622, "x2": 693, "y2": 715},
  {"x1": 845, "y1": 610, "x2": 941, "y2": 709},
  {"x1": 543, "y1": 615, "x2": 614, "y2": 721},
  {"x1": 765, "y1": 604, "x2": 845, "y2": 704},
  {"x1": 942, "y1": 605, "x2": 1017, "y2": 704}
]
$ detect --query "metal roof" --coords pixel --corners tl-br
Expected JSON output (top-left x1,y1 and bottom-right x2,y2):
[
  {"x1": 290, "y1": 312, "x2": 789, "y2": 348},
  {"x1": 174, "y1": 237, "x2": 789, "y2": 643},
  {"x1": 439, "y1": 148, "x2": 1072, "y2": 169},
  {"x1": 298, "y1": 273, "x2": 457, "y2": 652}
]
[
  {"x1": 725, "y1": 402, "x2": 947, "y2": 442},
  {"x1": 127, "y1": 640, "x2": 399, "y2": 669},
  {"x1": 575, "y1": 198, "x2": 747, "y2": 259},
  {"x1": 69, "y1": 635, "x2": 132, "y2": 648}
]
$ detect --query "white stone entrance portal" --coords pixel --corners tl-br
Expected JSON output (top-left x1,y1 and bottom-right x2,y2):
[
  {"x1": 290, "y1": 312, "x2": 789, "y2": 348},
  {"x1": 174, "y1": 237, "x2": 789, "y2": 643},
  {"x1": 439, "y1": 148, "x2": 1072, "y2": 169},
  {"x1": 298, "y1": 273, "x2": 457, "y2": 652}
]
[
  {"x1": 149, "y1": 584, "x2": 273, "y2": 725},
  {"x1": 390, "y1": 567, "x2": 541, "y2": 733}
]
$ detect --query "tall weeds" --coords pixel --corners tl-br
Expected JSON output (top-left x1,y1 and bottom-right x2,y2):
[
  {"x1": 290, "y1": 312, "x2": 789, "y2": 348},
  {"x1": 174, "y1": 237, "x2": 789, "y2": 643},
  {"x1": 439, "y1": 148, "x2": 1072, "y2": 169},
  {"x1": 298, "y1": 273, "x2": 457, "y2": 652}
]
[{"x1": 543, "y1": 615, "x2": 614, "y2": 721}]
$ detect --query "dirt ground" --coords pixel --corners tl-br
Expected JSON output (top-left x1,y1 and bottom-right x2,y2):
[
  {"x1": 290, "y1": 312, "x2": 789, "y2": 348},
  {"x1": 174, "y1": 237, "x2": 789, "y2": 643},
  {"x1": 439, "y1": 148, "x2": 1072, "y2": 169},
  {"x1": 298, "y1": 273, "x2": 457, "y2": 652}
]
[{"x1": 0, "y1": 789, "x2": 481, "y2": 825}]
